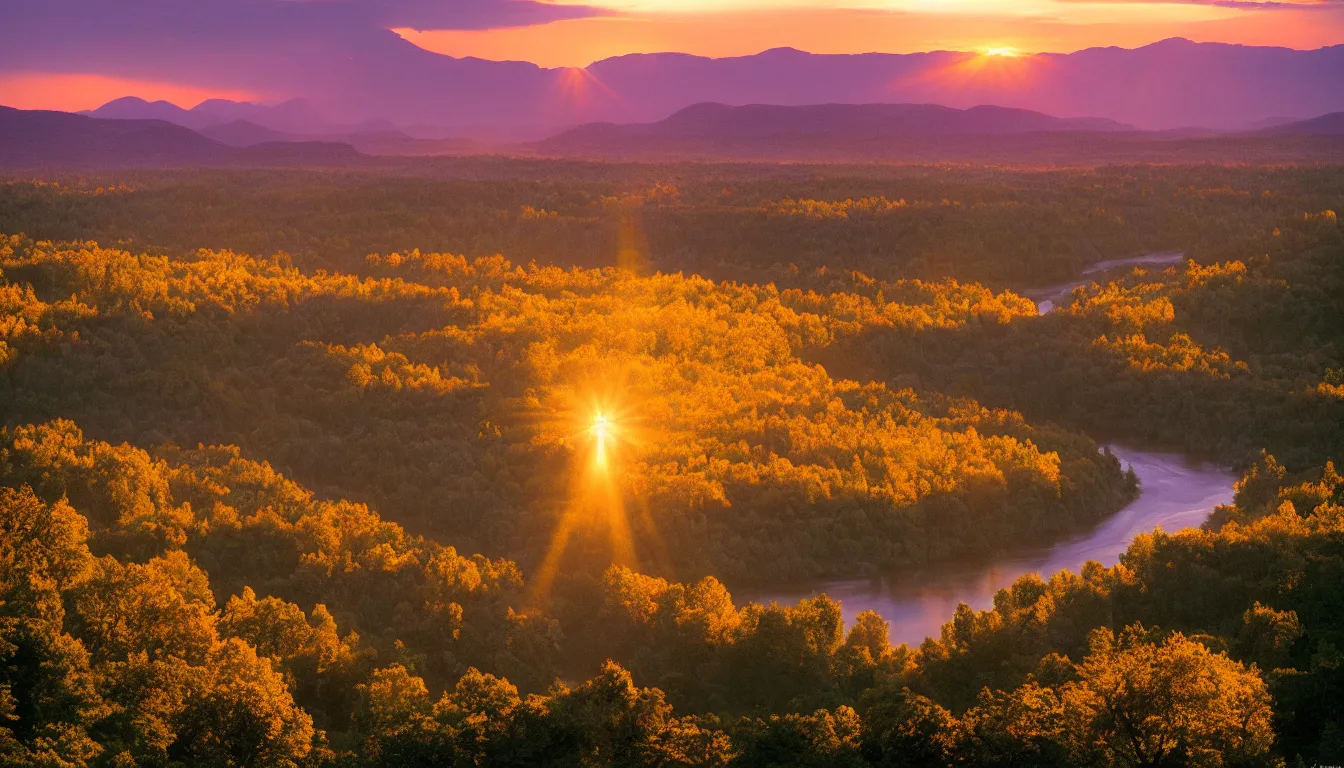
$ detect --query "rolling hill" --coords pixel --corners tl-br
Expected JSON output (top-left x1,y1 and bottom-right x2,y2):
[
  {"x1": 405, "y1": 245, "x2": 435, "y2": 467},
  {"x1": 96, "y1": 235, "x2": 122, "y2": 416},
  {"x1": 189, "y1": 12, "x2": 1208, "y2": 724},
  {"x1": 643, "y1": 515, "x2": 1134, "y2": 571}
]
[
  {"x1": 0, "y1": 107, "x2": 364, "y2": 168},
  {"x1": 1259, "y1": 112, "x2": 1344, "y2": 135}
]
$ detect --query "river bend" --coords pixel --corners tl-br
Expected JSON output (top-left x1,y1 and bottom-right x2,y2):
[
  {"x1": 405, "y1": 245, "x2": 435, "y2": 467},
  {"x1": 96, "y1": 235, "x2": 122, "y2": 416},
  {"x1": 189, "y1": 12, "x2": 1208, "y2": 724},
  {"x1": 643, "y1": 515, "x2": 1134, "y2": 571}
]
[{"x1": 751, "y1": 252, "x2": 1234, "y2": 645}]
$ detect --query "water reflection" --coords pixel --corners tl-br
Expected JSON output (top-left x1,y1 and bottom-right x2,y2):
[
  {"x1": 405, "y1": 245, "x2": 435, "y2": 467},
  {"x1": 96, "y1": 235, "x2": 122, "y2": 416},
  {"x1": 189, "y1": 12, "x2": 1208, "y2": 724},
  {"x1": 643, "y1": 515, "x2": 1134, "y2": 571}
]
[{"x1": 748, "y1": 445, "x2": 1235, "y2": 646}]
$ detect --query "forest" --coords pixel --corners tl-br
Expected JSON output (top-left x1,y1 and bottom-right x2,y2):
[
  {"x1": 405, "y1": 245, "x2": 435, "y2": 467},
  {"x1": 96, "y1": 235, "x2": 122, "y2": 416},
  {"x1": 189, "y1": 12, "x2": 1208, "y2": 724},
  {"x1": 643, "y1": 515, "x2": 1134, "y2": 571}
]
[{"x1": 1, "y1": 160, "x2": 1342, "y2": 766}]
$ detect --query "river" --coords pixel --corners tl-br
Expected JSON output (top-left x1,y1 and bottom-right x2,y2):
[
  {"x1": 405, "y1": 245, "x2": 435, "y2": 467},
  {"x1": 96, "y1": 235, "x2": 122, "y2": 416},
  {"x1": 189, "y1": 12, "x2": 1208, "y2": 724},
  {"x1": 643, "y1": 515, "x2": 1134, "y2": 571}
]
[
  {"x1": 748, "y1": 252, "x2": 1236, "y2": 646},
  {"x1": 1024, "y1": 250, "x2": 1186, "y2": 314},
  {"x1": 750, "y1": 445, "x2": 1236, "y2": 646}
]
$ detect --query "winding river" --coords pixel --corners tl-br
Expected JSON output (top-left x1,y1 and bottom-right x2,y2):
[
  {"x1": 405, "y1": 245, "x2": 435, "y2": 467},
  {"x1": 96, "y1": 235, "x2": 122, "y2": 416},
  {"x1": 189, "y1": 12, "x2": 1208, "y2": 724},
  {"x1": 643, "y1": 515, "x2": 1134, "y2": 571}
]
[
  {"x1": 749, "y1": 252, "x2": 1236, "y2": 646},
  {"x1": 751, "y1": 446, "x2": 1235, "y2": 646},
  {"x1": 1024, "y1": 250, "x2": 1186, "y2": 314}
]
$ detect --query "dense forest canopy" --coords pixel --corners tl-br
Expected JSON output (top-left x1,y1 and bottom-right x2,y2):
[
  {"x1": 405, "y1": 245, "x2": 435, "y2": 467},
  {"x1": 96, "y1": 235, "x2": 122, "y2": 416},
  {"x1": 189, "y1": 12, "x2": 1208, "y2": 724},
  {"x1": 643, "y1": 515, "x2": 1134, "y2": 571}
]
[
  {"x1": 824, "y1": 207, "x2": 1344, "y2": 468},
  {"x1": 1, "y1": 160, "x2": 1342, "y2": 766},
  {"x1": 3, "y1": 163, "x2": 1342, "y2": 286},
  {"x1": 0, "y1": 233, "x2": 1138, "y2": 583}
]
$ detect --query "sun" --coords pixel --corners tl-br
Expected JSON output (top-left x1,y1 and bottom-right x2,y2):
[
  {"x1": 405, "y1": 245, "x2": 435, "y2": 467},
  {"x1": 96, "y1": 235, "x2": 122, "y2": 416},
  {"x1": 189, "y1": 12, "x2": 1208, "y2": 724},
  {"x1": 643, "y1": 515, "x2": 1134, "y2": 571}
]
[
  {"x1": 526, "y1": 396, "x2": 647, "y2": 609},
  {"x1": 982, "y1": 47, "x2": 1021, "y2": 58},
  {"x1": 591, "y1": 412, "x2": 612, "y2": 467}
]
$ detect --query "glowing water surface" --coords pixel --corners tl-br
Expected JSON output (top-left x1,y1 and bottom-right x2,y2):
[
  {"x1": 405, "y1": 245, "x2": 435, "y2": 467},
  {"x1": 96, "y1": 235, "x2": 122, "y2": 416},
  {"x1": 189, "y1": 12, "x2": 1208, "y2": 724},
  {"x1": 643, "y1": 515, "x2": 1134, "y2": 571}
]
[{"x1": 750, "y1": 445, "x2": 1235, "y2": 646}]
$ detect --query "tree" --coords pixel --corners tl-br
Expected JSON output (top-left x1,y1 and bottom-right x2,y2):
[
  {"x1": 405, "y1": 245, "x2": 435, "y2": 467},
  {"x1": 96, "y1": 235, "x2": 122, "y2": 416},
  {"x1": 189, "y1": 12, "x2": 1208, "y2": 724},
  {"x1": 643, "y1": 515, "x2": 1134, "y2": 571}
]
[
  {"x1": 172, "y1": 639, "x2": 314, "y2": 767},
  {"x1": 837, "y1": 610, "x2": 907, "y2": 696},
  {"x1": 0, "y1": 486, "x2": 105, "y2": 765},
  {"x1": 69, "y1": 551, "x2": 218, "y2": 666},
  {"x1": 858, "y1": 685, "x2": 955, "y2": 768},
  {"x1": 356, "y1": 663, "x2": 457, "y2": 767},
  {"x1": 1061, "y1": 625, "x2": 1275, "y2": 768},
  {"x1": 954, "y1": 683, "x2": 1084, "y2": 767},
  {"x1": 731, "y1": 707, "x2": 865, "y2": 768}
]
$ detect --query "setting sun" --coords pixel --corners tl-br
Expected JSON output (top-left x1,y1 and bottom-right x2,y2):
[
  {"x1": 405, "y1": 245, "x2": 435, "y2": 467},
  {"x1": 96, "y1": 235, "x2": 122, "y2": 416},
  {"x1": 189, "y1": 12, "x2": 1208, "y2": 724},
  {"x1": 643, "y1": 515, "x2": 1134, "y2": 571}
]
[
  {"x1": 591, "y1": 413, "x2": 612, "y2": 466},
  {"x1": 982, "y1": 46, "x2": 1020, "y2": 57}
]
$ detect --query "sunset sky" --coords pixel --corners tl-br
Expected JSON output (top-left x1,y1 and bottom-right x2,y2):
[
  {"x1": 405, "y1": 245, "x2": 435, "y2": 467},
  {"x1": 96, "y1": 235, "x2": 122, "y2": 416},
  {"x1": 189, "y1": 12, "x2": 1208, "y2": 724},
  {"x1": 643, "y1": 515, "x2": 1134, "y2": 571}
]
[
  {"x1": 401, "y1": 0, "x2": 1344, "y2": 68},
  {"x1": 2, "y1": 0, "x2": 1342, "y2": 111}
]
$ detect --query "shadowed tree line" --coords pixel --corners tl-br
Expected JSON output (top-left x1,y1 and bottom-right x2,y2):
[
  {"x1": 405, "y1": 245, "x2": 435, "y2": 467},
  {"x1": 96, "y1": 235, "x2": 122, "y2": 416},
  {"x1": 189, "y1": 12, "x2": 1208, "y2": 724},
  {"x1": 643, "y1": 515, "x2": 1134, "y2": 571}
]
[
  {"x1": 8, "y1": 418, "x2": 1335, "y2": 766},
  {"x1": 2, "y1": 163, "x2": 1342, "y2": 286}
]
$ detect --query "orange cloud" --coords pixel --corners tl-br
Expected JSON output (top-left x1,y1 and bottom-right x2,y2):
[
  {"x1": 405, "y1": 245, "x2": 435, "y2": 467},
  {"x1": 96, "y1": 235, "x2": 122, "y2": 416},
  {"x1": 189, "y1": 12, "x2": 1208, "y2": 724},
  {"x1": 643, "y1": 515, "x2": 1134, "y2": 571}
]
[{"x1": 0, "y1": 72, "x2": 257, "y2": 112}]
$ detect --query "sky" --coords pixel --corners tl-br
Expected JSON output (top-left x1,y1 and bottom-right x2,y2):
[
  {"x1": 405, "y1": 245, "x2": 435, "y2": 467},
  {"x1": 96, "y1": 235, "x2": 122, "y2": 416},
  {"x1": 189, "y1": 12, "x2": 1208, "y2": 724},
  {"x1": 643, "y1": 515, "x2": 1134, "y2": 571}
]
[
  {"x1": 2, "y1": 0, "x2": 1342, "y2": 111},
  {"x1": 401, "y1": 0, "x2": 1344, "y2": 68}
]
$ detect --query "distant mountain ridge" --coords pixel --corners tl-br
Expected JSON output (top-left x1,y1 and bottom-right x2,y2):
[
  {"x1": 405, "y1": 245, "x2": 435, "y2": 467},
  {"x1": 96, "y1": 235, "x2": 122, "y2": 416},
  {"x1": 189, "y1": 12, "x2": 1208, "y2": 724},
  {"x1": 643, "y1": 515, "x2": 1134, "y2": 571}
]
[
  {"x1": 551, "y1": 102, "x2": 1132, "y2": 143},
  {"x1": 538, "y1": 102, "x2": 1136, "y2": 158},
  {"x1": 533, "y1": 101, "x2": 1344, "y2": 163},
  {"x1": 0, "y1": 107, "x2": 363, "y2": 168},
  {"x1": 82, "y1": 96, "x2": 394, "y2": 138},
  {"x1": 60, "y1": 39, "x2": 1344, "y2": 137},
  {"x1": 198, "y1": 120, "x2": 296, "y2": 147},
  {"x1": 1260, "y1": 112, "x2": 1344, "y2": 135},
  {"x1": 81, "y1": 96, "x2": 487, "y2": 154},
  {"x1": 5, "y1": 102, "x2": 1342, "y2": 168}
]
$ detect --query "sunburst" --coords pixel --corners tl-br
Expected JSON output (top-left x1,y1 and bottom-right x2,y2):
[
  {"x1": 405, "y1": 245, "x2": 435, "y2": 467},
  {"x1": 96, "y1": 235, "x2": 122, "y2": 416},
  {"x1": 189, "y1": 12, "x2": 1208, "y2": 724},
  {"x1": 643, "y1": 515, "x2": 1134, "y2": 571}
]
[{"x1": 526, "y1": 377, "x2": 659, "y2": 607}]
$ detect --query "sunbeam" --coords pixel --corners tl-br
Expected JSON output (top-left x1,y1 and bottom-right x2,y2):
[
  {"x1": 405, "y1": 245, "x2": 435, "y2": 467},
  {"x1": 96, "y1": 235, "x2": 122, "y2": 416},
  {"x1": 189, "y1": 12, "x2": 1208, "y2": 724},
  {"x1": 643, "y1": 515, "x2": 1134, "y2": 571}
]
[
  {"x1": 592, "y1": 412, "x2": 612, "y2": 468},
  {"x1": 525, "y1": 375, "x2": 653, "y2": 607}
]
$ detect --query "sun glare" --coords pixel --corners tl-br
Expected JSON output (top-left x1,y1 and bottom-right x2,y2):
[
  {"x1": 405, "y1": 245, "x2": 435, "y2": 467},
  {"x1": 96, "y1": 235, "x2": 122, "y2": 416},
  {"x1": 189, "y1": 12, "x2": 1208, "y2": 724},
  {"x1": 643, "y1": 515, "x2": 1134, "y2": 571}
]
[
  {"x1": 591, "y1": 413, "x2": 612, "y2": 467},
  {"x1": 982, "y1": 47, "x2": 1020, "y2": 57},
  {"x1": 526, "y1": 389, "x2": 654, "y2": 608}
]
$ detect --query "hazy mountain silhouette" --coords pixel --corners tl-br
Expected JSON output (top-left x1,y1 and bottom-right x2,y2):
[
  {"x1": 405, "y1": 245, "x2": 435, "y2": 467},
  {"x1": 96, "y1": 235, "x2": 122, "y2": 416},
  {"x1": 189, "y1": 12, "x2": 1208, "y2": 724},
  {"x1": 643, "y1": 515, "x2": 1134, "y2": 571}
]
[
  {"x1": 199, "y1": 120, "x2": 297, "y2": 147},
  {"x1": 190, "y1": 99, "x2": 338, "y2": 134},
  {"x1": 74, "y1": 39, "x2": 1344, "y2": 137},
  {"x1": 84, "y1": 97, "x2": 350, "y2": 136},
  {"x1": 8, "y1": 102, "x2": 1342, "y2": 168},
  {"x1": 80, "y1": 97, "x2": 215, "y2": 130},
  {"x1": 85, "y1": 97, "x2": 489, "y2": 155},
  {"x1": 1, "y1": 106, "x2": 229, "y2": 166},
  {"x1": 198, "y1": 121, "x2": 485, "y2": 155},
  {"x1": 549, "y1": 102, "x2": 1130, "y2": 142},
  {"x1": 1259, "y1": 112, "x2": 1344, "y2": 135},
  {"x1": 538, "y1": 102, "x2": 1133, "y2": 157},
  {"x1": 0, "y1": 107, "x2": 363, "y2": 168},
  {"x1": 533, "y1": 102, "x2": 1344, "y2": 163},
  {"x1": 571, "y1": 40, "x2": 1344, "y2": 132}
]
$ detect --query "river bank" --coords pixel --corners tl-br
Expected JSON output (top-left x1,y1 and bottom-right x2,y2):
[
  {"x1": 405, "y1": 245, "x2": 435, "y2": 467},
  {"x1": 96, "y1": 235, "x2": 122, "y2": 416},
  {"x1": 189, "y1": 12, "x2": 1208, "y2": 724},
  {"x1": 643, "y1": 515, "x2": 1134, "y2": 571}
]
[
  {"x1": 743, "y1": 250, "x2": 1235, "y2": 645},
  {"x1": 744, "y1": 445, "x2": 1235, "y2": 646},
  {"x1": 1023, "y1": 250, "x2": 1186, "y2": 314}
]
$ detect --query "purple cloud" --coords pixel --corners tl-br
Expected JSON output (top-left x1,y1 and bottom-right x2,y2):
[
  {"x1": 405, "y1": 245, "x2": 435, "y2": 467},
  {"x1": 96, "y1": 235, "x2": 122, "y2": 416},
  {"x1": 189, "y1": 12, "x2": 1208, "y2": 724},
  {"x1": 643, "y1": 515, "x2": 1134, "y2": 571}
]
[
  {"x1": 0, "y1": 0, "x2": 606, "y2": 98},
  {"x1": 2, "y1": 0, "x2": 604, "y2": 40},
  {"x1": 0, "y1": 0, "x2": 605, "y2": 77}
]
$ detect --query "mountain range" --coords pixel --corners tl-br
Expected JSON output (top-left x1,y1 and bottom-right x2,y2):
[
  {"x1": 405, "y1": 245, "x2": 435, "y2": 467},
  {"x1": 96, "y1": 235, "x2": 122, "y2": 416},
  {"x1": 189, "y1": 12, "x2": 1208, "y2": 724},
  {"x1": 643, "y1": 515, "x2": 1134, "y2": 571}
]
[
  {"x1": 538, "y1": 102, "x2": 1133, "y2": 155},
  {"x1": 1261, "y1": 112, "x2": 1344, "y2": 136},
  {"x1": 40, "y1": 38, "x2": 1344, "y2": 139},
  {"x1": 81, "y1": 98, "x2": 491, "y2": 156},
  {"x1": 566, "y1": 40, "x2": 1344, "y2": 131},
  {"x1": 4, "y1": 101, "x2": 1343, "y2": 170},
  {"x1": 82, "y1": 97, "x2": 398, "y2": 137},
  {"x1": 534, "y1": 103, "x2": 1344, "y2": 163}
]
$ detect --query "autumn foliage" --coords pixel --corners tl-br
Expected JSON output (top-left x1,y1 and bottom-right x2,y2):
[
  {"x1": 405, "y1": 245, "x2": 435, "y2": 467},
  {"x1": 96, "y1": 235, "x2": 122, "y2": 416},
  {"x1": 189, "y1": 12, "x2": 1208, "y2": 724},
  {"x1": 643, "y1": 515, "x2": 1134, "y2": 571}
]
[{"x1": 1, "y1": 163, "x2": 1341, "y2": 765}]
